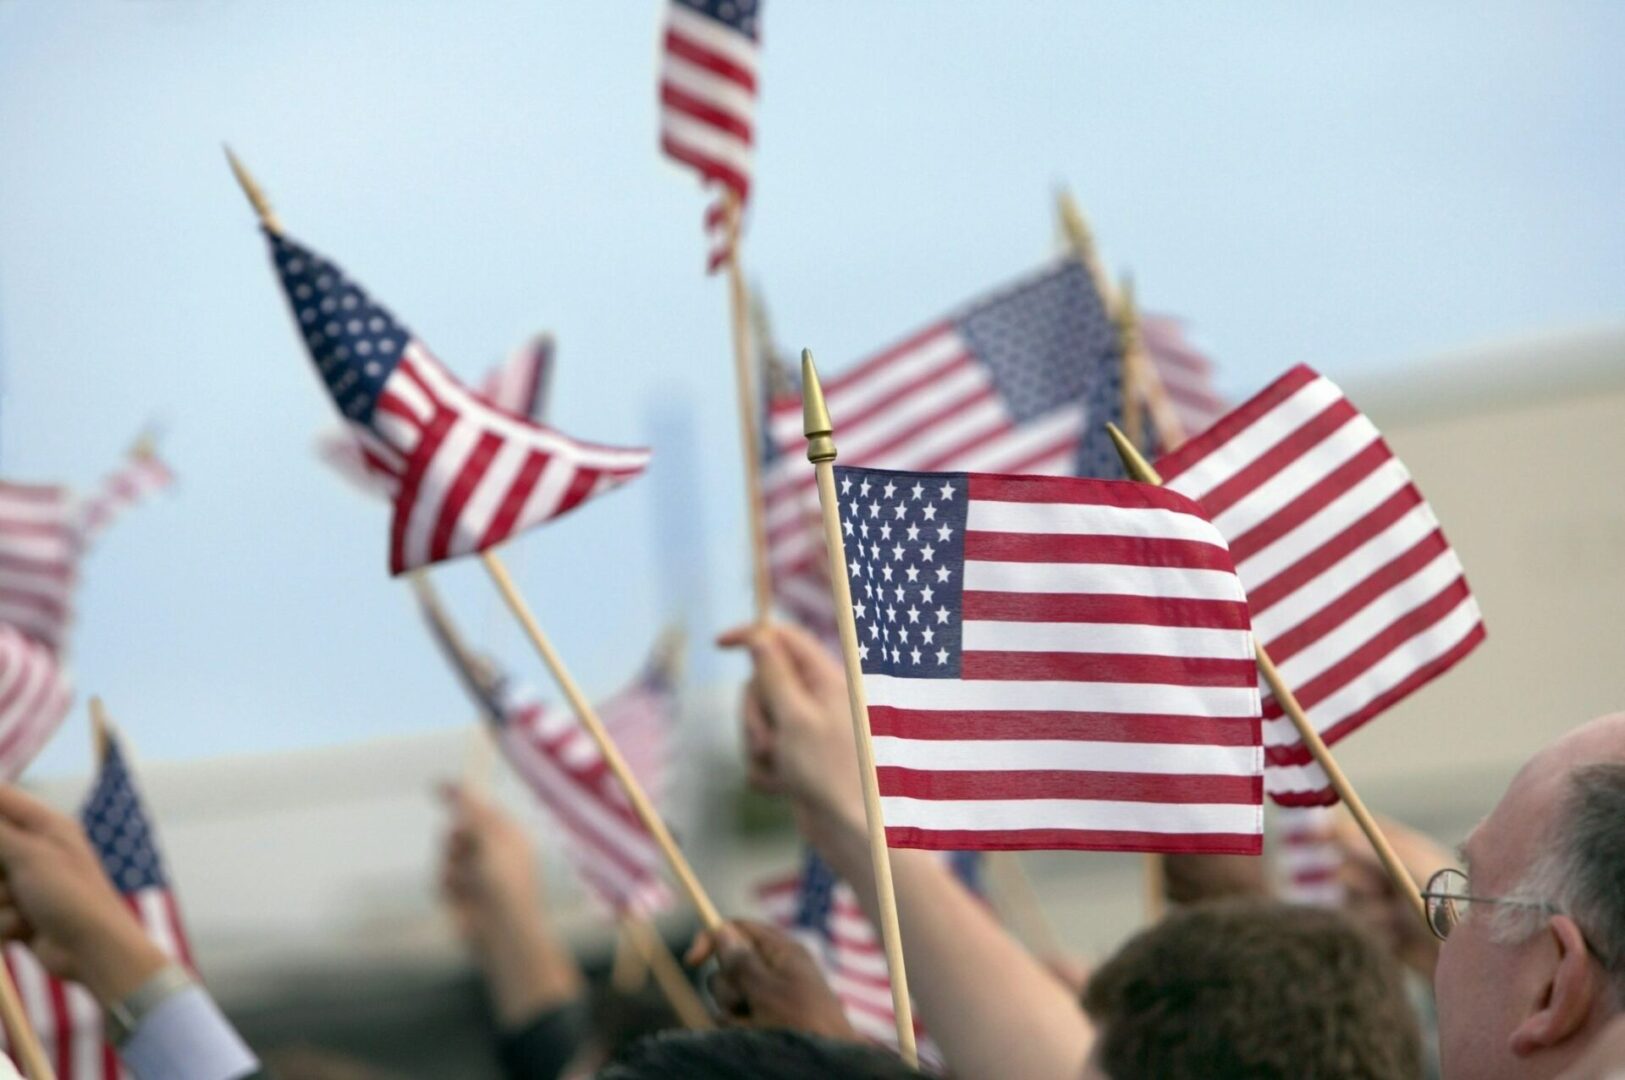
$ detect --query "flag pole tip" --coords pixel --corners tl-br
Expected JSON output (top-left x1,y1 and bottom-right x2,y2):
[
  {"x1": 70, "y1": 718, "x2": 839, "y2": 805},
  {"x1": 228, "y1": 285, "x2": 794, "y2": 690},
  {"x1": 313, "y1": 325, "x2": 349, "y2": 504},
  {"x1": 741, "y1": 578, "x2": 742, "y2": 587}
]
[
  {"x1": 1106, "y1": 423, "x2": 1161, "y2": 485},
  {"x1": 801, "y1": 349, "x2": 836, "y2": 463},
  {"x1": 223, "y1": 145, "x2": 282, "y2": 234}
]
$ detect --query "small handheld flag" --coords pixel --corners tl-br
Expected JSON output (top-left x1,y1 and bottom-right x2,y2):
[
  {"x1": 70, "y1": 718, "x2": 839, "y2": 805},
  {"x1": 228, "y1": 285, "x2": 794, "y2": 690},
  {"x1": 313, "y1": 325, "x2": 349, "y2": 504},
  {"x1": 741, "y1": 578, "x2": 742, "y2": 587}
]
[
  {"x1": 262, "y1": 232, "x2": 648, "y2": 573},
  {"x1": 1154, "y1": 365, "x2": 1484, "y2": 805},
  {"x1": 832, "y1": 463, "x2": 1264, "y2": 854}
]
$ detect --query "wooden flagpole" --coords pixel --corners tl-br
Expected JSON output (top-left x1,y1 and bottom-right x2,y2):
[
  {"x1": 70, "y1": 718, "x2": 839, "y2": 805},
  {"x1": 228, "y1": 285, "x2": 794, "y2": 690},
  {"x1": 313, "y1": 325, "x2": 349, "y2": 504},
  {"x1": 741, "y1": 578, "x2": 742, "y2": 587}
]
[
  {"x1": 800, "y1": 348, "x2": 917, "y2": 1066},
  {"x1": 1057, "y1": 189, "x2": 1168, "y2": 918},
  {"x1": 621, "y1": 916, "x2": 714, "y2": 1031},
  {"x1": 480, "y1": 550, "x2": 724, "y2": 933},
  {"x1": 722, "y1": 193, "x2": 774, "y2": 624},
  {"x1": 609, "y1": 920, "x2": 649, "y2": 993},
  {"x1": 1104, "y1": 423, "x2": 1427, "y2": 927},
  {"x1": 225, "y1": 153, "x2": 722, "y2": 933}
]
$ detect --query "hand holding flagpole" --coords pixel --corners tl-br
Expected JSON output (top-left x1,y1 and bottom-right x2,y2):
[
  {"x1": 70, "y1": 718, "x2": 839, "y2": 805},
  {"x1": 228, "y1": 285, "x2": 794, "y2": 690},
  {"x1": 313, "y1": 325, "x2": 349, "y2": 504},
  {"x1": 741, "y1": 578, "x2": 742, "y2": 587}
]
[
  {"x1": 801, "y1": 349, "x2": 918, "y2": 1066},
  {"x1": 1105, "y1": 422, "x2": 1427, "y2": 927}
]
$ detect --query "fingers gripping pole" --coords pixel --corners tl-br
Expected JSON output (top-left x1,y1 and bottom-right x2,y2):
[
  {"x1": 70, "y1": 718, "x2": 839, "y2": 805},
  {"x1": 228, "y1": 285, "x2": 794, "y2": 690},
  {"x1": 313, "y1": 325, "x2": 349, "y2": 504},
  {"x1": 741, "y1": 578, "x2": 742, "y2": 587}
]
[
  {"x1": 1104, "y1": 423, "x2": 1428, "y2": 928},
  {"x1": 478, "y1": 552, "x2": 724, "y2": 932},
  {"x1": 622, "y1": 917, "x2": 714, "y2": 1031},
  {"x1": 802, "y1": 349, "x2": 919, "y2": 1067}
]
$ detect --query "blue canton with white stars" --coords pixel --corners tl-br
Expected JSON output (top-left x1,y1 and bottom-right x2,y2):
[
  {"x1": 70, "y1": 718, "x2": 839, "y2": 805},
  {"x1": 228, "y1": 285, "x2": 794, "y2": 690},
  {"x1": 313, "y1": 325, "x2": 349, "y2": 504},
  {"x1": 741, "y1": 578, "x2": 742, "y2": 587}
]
[
  {"x1": 81, "y1": 738, "x2": 168, "y2": 895},
  {"x1": 956, "y1": 260, "x2": 1113, "y2": 427},
  {"x1": 834, "y1": 465, "x2": 969, "y2": 679},
  {"x1": 792, "y1": 848, "x2": 839, "y2": 932},
  {"x1": 270, "y1": 232, "x2": 413, "y2": 428},
  {"x1": 676, "y1": 0, "x2": 761, "y2": 40}
]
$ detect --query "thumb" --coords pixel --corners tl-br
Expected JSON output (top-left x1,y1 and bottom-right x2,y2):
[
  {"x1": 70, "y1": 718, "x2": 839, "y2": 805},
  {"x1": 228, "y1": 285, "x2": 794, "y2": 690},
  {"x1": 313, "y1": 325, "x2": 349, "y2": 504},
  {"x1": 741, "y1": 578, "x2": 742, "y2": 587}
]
[
  {"x1": 0, "y1": 817, "x2": 40, "y2": 865},
  {"x1": 0, "y1": 786, "x2": 57, "y2": 832},
  {"x1": 715, "y1": 923, "x2": 772, "y2": 990}
]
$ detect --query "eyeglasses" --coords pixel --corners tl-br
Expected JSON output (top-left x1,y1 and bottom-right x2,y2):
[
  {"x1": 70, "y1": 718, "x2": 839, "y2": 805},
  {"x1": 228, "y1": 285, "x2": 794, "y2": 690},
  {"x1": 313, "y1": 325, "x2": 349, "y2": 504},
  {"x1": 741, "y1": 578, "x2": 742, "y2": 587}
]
[{"x1": 1420, "y1": 867, "x2": 1558, "y2": 942}]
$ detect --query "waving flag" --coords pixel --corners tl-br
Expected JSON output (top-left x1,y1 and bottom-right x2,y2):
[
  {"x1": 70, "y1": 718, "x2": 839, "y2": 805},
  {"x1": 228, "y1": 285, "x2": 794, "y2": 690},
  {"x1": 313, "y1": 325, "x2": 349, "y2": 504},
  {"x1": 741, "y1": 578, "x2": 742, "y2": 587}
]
[
  {"x1": 834, "y1": 465, "x2": 1262, "y2": 854},
  {"x1": 659, "y1": 0, "x2": 761, "y2": 270},
  {"x1": 263, "y1": 232, "x2": 649, "y2": 573},
  {"x1": 418, "y1": 593, "x2": 675, "y2": 916},
  {"x1": 763, "y1": 259, "x2": 1120, "y2": 637},
  {"x1": 479, "y1": 334, "x2": 555, "y2": 424},
  {"x1": 0, "y1": 729, "x2": 193, "y2": 1078},
  {"x1": 0, "y1": 483, "x2": 78, "y2": 652},
  {"x1": 757, "y1": 849, "x2": 981, "y2": 1066},
  {"x1": 319, "y1": 333, "x2": 556, "y2": 497},
  {"x1": 78, "y1": 448, "x2": 174, "y2": 545},
  {"x1": 1140, "y1": 314, "x2": 1227, "y2": 444},
  {"x1": 1275, "y1": 805, "x2": 1346, "y2": 907},
  {"x1": 1156, "y1": 365, "x2": 1485, "y2": 805},
  {"x1": 0, "y1": 627, "x2": 72, "y2": 781}
]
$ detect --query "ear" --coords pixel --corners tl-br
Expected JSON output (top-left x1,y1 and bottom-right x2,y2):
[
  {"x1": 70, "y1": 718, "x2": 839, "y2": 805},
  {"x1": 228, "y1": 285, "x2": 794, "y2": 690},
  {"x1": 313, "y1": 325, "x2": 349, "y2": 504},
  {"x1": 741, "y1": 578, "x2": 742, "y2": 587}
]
[{"x1": 1509, "y1": 916, "x2": 1598, "y2": 1057}]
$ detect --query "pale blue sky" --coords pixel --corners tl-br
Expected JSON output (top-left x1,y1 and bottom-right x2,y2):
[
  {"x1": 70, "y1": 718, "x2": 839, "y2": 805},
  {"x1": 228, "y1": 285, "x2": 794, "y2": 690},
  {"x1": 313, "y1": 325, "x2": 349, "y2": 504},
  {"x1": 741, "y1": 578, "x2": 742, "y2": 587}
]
[{"x1": 0, "y1": 2, "x2": 1620, "y2": 773}]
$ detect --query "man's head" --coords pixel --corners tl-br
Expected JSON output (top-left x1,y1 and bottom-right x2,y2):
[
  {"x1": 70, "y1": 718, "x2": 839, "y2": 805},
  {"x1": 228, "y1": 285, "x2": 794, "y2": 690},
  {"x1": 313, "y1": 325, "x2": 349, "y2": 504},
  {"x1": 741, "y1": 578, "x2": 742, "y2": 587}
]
[
  {"x1": 1435, "y1": 713, "x2": 1625, "y2": 1079},
  {"x1": 1082, "y1": 899, "x2": 1420, "y2": 1079}
]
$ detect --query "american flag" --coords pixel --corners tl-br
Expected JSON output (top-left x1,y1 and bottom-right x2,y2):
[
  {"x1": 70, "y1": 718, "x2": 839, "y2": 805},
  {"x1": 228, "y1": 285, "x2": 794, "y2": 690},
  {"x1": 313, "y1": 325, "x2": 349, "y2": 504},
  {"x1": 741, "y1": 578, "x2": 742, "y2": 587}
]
[
  {"x1": 263, "y1": 231, "x2": 649, "y2": 574},
  {"x1": 0, "y1": 730, "x2": 193, "y2": 1079},
  {"x1": 418, "y1": 594, "x2": 674, "y2": 916},
  {"x1": 601, "y1": 628, "x2": 681, "y2": 807},
  {"x1": 479, "y1": 334, "x2": 555, "y2": 425},
  {"x1": 756, "y1": 850, "x2": 980, "y2": 1066},
  {"x1": 658, "y1": 0, "x2": 761, "y2": 271},
  {"x1": 835, "y1": 465, "x2": 1263, "y2": 854},
  {"x1": 762, "y1": 259, "x2": 1120, "y2": 638},
  {"x1": 0, "y1": 483, "x2": 78, "y2": 653},
  {"x1": 1156, "y1": 365, "x2": 1485, "y2": 805},
  {"x1": 1275, "y1": 805, "x2": 1345, "y2": 907},
  {"x1": 318, "y1": 333, "x2": 555, "y2": 497},
  {"x1": 0, "y1": 626, "x2": 72, "y2": 781},
  {"x1": 78, "y1": 450, "x2": 174, "y2": 546},
  {"x1": 1140, "y1": 313, "x2": 1228, "y2": 444}
]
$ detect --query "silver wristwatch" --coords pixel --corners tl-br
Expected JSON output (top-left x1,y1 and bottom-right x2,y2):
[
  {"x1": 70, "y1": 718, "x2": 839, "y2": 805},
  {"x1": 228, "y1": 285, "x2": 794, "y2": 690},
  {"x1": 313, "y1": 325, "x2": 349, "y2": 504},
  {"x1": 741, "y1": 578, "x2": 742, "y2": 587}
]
[{"x1": 103, "y1": 963, "x2": 195, "y2": 1046}]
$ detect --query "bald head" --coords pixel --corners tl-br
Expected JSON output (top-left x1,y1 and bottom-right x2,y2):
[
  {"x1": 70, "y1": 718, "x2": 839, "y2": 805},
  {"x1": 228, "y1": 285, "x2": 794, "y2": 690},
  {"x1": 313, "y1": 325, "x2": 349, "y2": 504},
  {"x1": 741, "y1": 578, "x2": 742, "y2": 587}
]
[
  {"x1": 1468, "y1": 713, "x2": 1625, "y2": 894},
  {"x1": 1437, "y1": 712, "x2": 1625, "y2": 1079}
]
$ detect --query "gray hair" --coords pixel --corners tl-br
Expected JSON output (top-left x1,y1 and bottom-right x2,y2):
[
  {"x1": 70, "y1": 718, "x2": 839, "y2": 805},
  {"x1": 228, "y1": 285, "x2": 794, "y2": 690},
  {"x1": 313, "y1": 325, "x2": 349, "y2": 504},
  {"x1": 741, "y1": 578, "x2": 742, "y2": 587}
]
[{"x1": 1492, "y1": 763, "x2": 1625, "y2": 1005}]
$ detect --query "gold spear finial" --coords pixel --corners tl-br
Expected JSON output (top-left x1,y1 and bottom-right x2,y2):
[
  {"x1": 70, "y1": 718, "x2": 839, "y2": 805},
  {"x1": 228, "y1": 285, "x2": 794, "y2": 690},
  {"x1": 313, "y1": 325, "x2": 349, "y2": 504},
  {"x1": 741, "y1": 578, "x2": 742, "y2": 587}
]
[
  {"x1": 224, "y1": 145, "x2": 282, "y2": 234},
  {"x1": 88, "y1": 696, "x2": 112, "y2": 764},
  {"x1": 1106, "y1": 421, "x2": 1162, "y2": 485},
  {"x1": 801, "y1": 348, "x2": 836, "y2": 464},
  {"x1": 1055, "y1": 185, "x2": 1095, "y2": 258}
]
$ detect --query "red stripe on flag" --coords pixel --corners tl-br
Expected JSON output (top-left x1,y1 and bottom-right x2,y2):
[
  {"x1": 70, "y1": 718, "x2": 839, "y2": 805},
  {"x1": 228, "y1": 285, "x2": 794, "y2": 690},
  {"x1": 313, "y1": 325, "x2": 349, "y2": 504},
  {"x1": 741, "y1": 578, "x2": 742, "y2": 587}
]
[
  {"x1": 965, "y1": 531, "x2": 1236, "y2": 571},
  {"x1": 969, "y1": 473, "x2": 1211, "y2": 516},
  {"x1": 822, "y1": 322, "x2": 955, "y2": 397},
  {"x1": 428, "y1": 430, "x2": 504, "y2": 562},
  {"x1": 867, "y1": 706, "x2": 1259, "y2": 746},
  {"x1": 962, "y1": 591, "x2": 1252, "y2": 630},
  {"x1": 1273, "y1": 578, "x2": 1474, "y2": 715},
  {"x1": 1197, "y1": 398, "x2": 1360, "y2": 518},
  {"x1": 885, "y1": 825, "x2": 1262, "y2": 855},
  {"x1": 877, "y1": 766, "x2": 1262, "y2": 804},
  {"x1": 1155, "y1": 364, "x2": 1319, "y2": 483},
  {"x1": 47, "y1": 977, "x2": 69, "y2": 1076},
  {"x1": 960, "y1": 650, "x2": 1260, "y2": 687},
  {"x1": 830, "y1": 353, "x2": 974, "y2": 435},
  {"x1": 1264, "y1": 527, "x2": 1448, "y2": 663},
  {"x1": 1246, "y1": 484, "x2": 1426, "y2": 618},
  {"x1": 1228, "y1": 440, "x2": 1394, "y2": 566},
  {"x1": 663, "y1": 28, "x2": 758, "y2": 92},
  {"x1": 551, "y1": 467, "x2": 599, "y2": 519},
  {"x1": 659, "y1": 135, "x2": 749, "y2": 202},
  {"x1": 660, "y1": 84, "x2": 752, "y2": 142},
  {"x1": 478, "y1": 450, "x2": 548, "y2": 551},
  {"x1": 390, "y1": 408, "x2": 457, "y2": 574}
]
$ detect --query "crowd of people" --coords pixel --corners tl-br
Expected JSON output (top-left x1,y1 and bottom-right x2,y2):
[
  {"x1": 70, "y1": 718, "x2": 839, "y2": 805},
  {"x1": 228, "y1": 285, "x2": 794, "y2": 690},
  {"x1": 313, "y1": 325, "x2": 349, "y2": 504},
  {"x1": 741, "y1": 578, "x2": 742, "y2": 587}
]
[{"x1": 0, "y1": 621, "x2": 1614, "y2": 1078}]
